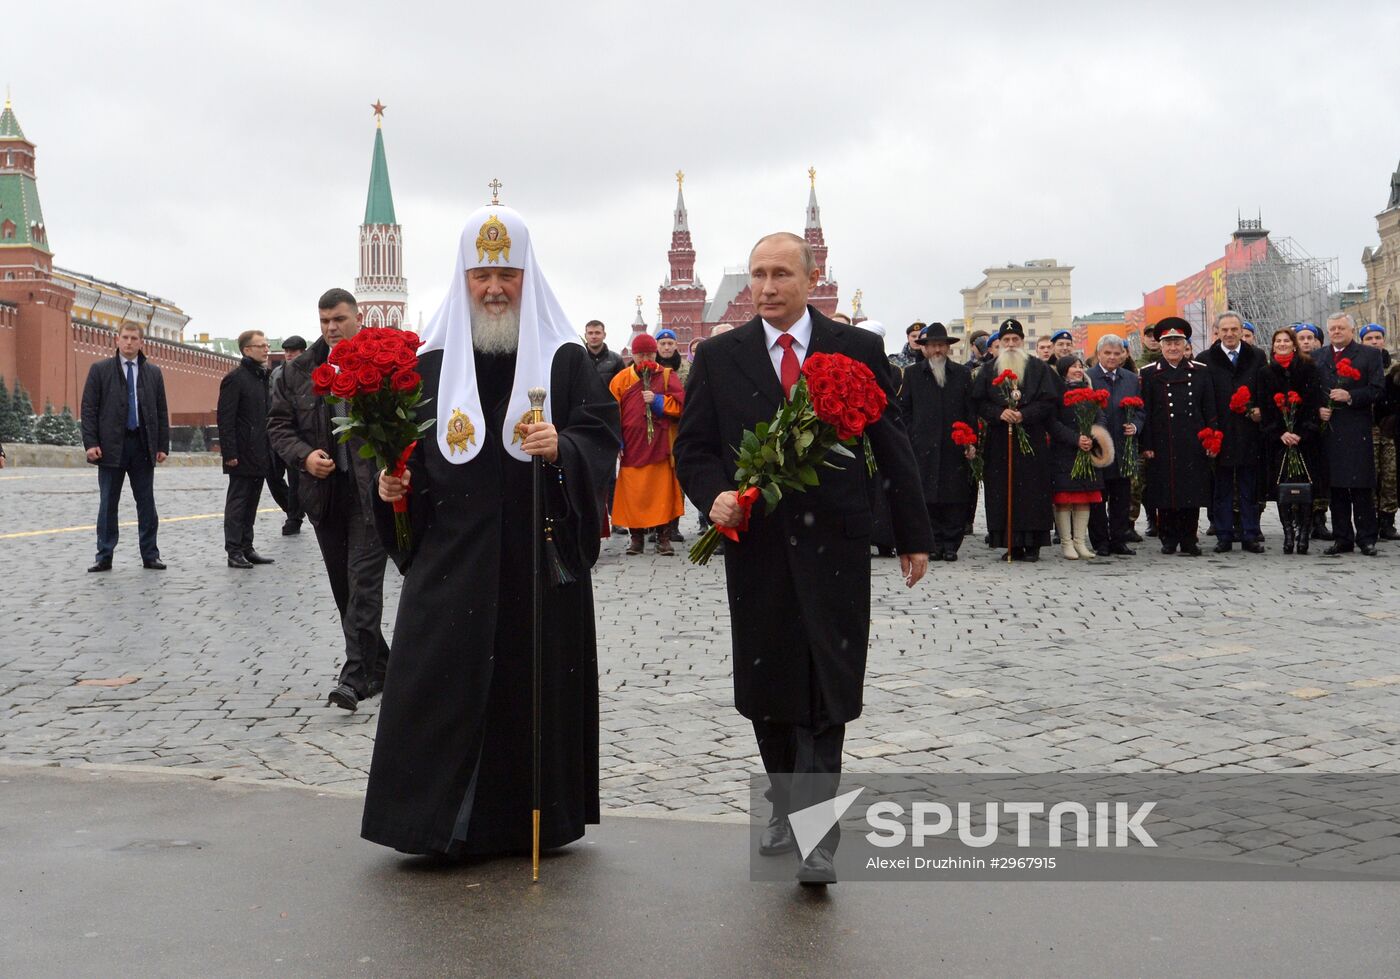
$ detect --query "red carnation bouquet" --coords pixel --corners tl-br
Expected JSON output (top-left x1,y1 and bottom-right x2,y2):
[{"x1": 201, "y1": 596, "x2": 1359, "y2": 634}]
[
  {"x1": 1228, "y1": 385, "x2": 1255, "y2": 416},
  {"x1": 1197, "y1": 427, "x2": 1224, "y2": 458},
  {"x1": 1119, "y1": 395, "x2": 1145, "y2": 480},
  {"x1": 991, "y1": 369, "x2": 1033, "y2": 454},
  {"x1": 1324, "y1": 357, "x2": 1363, "y2": 429},
  {"x1": 688, "y1": 351, "x2": 886, "y2": 565},
  {"x1": 1274, "y1": 390, "x2": 1308, "y2": 479},
  {"x1": 313, "y1": 327, "x2": 434, "y2": 551},
  {"x1": 1064, "y1": 386, "x2": 1110, "y2": 479},
  {"x1": 951, "y1": 420, "x2": 983, "y2": 483},
  {"x1": 632, "y1": 358, "x2": 662, "y2": 444}
]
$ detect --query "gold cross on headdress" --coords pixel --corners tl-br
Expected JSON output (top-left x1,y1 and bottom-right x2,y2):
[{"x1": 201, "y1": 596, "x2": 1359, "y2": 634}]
[
  {"x1": 808, "y1": 166, "x2": 817, "y2": 188},
  {"x1": 675, "y1": 170, "x2": 684, "y2": 189},
  {"x1": 489, "y1": 178, "x2": 502, "y2": 204}
]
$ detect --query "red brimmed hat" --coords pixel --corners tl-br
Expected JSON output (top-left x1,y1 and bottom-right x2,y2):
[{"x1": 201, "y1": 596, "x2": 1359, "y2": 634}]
[{"x1": 1153, "y1": 317, "x2": 1192, "y2": 340}]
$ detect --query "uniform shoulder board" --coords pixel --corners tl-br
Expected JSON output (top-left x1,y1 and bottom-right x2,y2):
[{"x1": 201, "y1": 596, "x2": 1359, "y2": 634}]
[
  {"x1": 1187, "y1": 359, "x2": 1207, "y2": 368},
  {"x1": 1140, "y1": 361, "x2": 1161, "y2": 372}
]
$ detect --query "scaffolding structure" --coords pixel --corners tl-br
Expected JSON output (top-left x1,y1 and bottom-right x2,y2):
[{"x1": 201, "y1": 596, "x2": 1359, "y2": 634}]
[{"x1": 1226, "y1": 233, "x2": 1338, "y2": 344}]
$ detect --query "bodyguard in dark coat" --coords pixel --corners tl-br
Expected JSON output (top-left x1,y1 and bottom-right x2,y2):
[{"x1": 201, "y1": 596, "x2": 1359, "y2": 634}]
[
  {"x1": 268, "y1": 334, "x2": 308, "y2": 535},
  {"x1": 80, "y1": 323, "x2": 170, "y2": 571},
  {"x1": 674, "y1": 233, "x2": 932, "y2": 886},
  {"x1": 1256, "y1": 328, "x2": 1324, "y2": 554},
  {"x1": 1087, "y1": 335, "x2": 1141, "y2": 554},
  {"x1": 268, "y1": 292, "x2": 391, "y2": 710},
  {"x1": 1203, "y1": 312, "x2": 1267, "y2": 551},
  {"x1": 969, "y1": 319, "x2": 1058, "y2": 560},
  {"x1": 897, "y1": 323, "x2": 975, "y2": 560},
  {"x1": 217, "y1": 330, "x2": 278, "y2": 568},
  {"x1": 1138, "y1": 318, "x2": 1218, "y2": 555},
  {"x1": 1314, "y1": 314, "x2": 1386, "y2": 554}
]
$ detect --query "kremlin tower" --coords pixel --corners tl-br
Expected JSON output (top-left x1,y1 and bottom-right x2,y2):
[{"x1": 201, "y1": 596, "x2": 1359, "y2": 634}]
[
  {"x1": 354, "y1": 101, "x2": 407, "y2": 329},
  {"x1": 657, "y1": 171, "x2": 706, "y2": 342}
]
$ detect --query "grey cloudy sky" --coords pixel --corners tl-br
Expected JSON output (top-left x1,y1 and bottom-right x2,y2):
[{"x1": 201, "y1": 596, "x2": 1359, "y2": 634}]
[{"x1": 12, "y1": 1, "x2": 1400, "y2": 350}]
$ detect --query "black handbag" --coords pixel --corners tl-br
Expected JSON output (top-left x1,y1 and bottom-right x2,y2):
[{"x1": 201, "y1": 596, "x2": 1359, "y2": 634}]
[{"x1": 1277, "y1": 482, "x2": 1312, "y2": 507}]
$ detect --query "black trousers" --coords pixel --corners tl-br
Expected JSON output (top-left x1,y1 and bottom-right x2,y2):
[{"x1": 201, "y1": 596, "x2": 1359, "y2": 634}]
[
  {"x1": 1089, "y1": 476, "x2": 1133, "y2": 548},
  {"x1": 926, "y1": 501, "x2": 967, "y2": 555},
  {"x1": 223, "y1": 474, "x2": 264, "y2": 556},
  {"x1": 312, "y1": 473, "x2": 391, "y2": 695},
  {"x1": 95, "y1": 430, "x2": 158, "y2": 562},
  {"x1": 753, "y1": 717, "x2": 845, "y2": 852},
  {"x1": 269, "y1": 455, "x2": 301, "y2": 522},
  {"x1": 1331, "y1": 487, "x2": 1378, "y2": 549},
  {"x1": 1157, "y1": 507, "x2": 1199, "y2": 547}
]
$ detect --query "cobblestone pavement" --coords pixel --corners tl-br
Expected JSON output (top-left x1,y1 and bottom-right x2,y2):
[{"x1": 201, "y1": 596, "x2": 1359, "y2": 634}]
[{"x1": 4, "y1": 466, "x2": 1400, "y2": 821}]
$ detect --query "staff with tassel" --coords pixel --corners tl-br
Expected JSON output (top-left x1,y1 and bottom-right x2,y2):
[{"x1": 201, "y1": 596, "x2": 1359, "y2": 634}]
[
  {"x1": 528, "y1": 386, "x2": 547, "y2": 882},
  {"x1": 1005, "y1": 428, "x2": 1014, "y2": 563}
]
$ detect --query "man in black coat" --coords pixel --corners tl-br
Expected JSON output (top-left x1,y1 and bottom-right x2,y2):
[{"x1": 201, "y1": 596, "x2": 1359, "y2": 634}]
[
  {"x1": 269, "y1": 334, "x2": 307, "y2": 535},
  {"x1": 268, "y1": 290, "x2": 391, "y2": 711},
  {"x1": 80, "y1": 322, "x2": 170, "y2": 572},
  {"x1": 1203, "y1": 311, "x2": 1267, "y2": 553},
  {"x1": 1315, "y1": 312, "x2": 1386, "y2": 555},
  {"x1": 584, "y1": 319, "x2": 624, "y2": 383},
  {"x1": 1087, "y1": 334, "x2": 1141, "y2": 555},
  {"x1": 897, "y1": 322, "x2": 975, "y2": 560},
  {"x1": 674, "y1": 232, "x2": 931, "y2": 887},
  {"x1": 1138, "y1": 318, "x2": 1218, "y2": 556},
  {"x1": 217, "y1": 329, "x2": 278, "y2": 569}
]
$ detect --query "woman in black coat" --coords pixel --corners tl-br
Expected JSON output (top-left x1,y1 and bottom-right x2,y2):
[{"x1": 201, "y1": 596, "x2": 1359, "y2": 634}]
[
  {"x1": 1256, "y1": 327, "x2": 1325, "y2": 554},
  {"x1": 1047, "y1": 356, "x2": 1110, "y2": 560}
]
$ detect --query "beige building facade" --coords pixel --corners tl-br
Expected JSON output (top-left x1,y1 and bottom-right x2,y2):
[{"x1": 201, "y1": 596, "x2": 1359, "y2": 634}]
[
  {"x1": 960, "y1": 258, "x2": 1073, "y2": 341},
  {"x1": 1353, "y1": 161, "x2": 1400, "y2": 343}
]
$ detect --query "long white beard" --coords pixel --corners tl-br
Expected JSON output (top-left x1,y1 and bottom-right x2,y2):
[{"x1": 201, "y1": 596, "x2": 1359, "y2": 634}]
[
  {"x1": 471, "y1": 299, "x2": 521, "y2": 355},
  {"x1": 995, "y1": 346, "x2": 1029, "y2": 378},
  {"x1": 928, "y1": 355, "x2": 947, "y2": 387}
]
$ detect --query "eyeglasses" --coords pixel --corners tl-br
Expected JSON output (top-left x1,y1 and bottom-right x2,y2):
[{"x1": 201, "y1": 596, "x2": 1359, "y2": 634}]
[{"x1": 246, "y1": 343, "x2": 270, "y2": 349}]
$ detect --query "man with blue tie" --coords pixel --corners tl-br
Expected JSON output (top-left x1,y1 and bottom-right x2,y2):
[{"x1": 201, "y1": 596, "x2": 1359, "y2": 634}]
[
  {"x1": 80, "y1": 323, "x2": 170, "y2": 572},
  {"x1": 1204, "y1": 311, "x2": 1267, "y2": 553},
  {"x1": 1087, "y1": 334, "x2": 1141, "y2": 555}
]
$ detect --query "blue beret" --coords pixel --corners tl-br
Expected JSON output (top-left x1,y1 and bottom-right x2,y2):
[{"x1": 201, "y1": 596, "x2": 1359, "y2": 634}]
[
  {"x1": 988, "y1": 331, "x2": 1001, "y2": 343},
  {"x1": 1296, "y1": 322, "x2": 1321, "y2": 338},
  {"x1": 654, "y1": 329, "x2": 677, "y2": 341},
  {"x1": 1050, "y1": 330, "x2": 1072, "y2": 342},
  {"x1": 1361, "y1": 323, "x2": 1385, "y2": 339},
  {"x1": 1242, "y1": 321, "x2": 1256, "y2": 333}
]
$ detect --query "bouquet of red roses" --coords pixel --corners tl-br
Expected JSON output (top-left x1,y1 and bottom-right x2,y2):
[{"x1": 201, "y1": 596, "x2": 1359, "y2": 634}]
[
  {"x1": 1119, "y1": 395, "x2": 1145, "y2": 480},
  {"x1": 1064, "y1": 387, "x2": 1110, "y2": 479},
  {"x1": 1273, "y1": 390, "x2": 1309, "y2": 480},
  {"x1": 951, "y1": 420, "x2": 982, "y2": 483},
  {"x1": 991, "y1": 369, "x2": 1033, "y2": 454},
  {"x1": 1228, "y1": 385, "x2": 1255, "y2": 416},
  {"x1": 687, "y1": 351, "x2": 886, "y2": 565},
  {"x1": 1324, "y1": 357, "x2": 1362, "y2": 429},
  {"x1": 1197, "y1": 426, "x2": 1224, "y2": 458},
  {"x1": 312, "y1": 327, "x2": 433, "y2": 551}
]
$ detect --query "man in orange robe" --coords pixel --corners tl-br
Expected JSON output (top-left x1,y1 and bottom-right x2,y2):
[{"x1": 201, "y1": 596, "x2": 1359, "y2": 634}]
[{"x1": 610, "y1": 332, "x2": 685, "y2": 555}]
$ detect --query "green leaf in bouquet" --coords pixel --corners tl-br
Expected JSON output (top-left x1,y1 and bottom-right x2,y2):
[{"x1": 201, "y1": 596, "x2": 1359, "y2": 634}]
[
  {"x1": 331, "y1": 415, "x2": 352, "y2": 427},
  {"x1": 358, "y1": 443, "x2": 376, "y2": 460},
  {"x1": 760, "y1": 482, "x2": 782, "y2": 511},
  {"x1": 741, "y1": 430, "x2": 761, "y2": 454},
  {"x1": 796, "y1": 429, "x2": 814, "y2": 453},
  {"x1": 761, "y1": 444, "x2": 778, "y2": 465},
  {"x1": 755, "y1": 421, "x2": 770, "y2": 441},
  {"x1": 416, "y1": 419, "x2": 436, "y2": 433},
  {"x1": 798, "y1": 464, "x2": 819, "y2": 486},
  {"x1": 396, "y1": 407, "x2": 407, "y2": 420},
  {"x1": 828, "y1": 442, "x2": 856, "y2": 459}
]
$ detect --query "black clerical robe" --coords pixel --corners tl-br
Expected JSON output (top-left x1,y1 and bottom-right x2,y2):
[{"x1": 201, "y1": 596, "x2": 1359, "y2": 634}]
[
  {"x1": 361, "y1": 344, "x2": 621, "y2": 857},
  {"x1": 970, "y1": 353, "x2": 1057, "y2": 547}
]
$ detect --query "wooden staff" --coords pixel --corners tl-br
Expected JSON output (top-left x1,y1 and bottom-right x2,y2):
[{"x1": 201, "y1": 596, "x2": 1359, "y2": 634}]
[
  {"x1": 528, "y1": 386, "x2": 547, "y2": 882},
  {"x1": 1005, "y1": 425, "x2": 1014, "y2": 563}
]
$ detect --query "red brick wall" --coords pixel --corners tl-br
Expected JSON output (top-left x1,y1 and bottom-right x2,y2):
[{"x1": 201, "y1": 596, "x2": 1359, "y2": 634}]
[{"x1": 72, "y1": 323, "x2": 236, "y2": 426}]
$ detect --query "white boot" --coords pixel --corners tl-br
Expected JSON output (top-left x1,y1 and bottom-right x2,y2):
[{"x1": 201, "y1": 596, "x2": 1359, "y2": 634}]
[
  {"x1": 1055, "y1": 510, "x2": 1077, "y2": 559},
  {"x1": 1071, "y1": 508, "x2": 1096, "y2": 559}
]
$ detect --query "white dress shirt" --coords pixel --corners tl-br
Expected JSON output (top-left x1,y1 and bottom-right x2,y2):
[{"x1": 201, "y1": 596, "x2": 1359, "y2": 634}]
[{"x1": 761, "y1": 309, "x2": 813, "y2": 383}]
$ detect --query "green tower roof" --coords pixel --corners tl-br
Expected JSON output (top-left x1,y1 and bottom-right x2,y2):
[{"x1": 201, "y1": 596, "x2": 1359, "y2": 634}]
[
  {"x1": 363, "y1": 126, "x2": 397, "y2": 226},
  {"x1": 0, "y1": 98, "x2": 24, "y2": 140}
]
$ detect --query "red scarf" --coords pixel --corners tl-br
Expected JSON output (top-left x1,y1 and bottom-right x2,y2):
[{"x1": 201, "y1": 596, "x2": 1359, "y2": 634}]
[{"x1": 1275, "y1": 353, "x2": 1294, "y2": 369}]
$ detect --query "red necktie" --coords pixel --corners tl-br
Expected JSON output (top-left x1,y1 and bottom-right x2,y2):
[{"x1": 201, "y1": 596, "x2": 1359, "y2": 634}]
[{"x1": 776, "y1": 333, "x2": 800, "y2": 400}]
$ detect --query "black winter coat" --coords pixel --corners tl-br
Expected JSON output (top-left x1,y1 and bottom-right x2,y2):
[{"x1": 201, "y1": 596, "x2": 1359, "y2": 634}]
[
  {"x1": 1138, "y1": 358, "x2": 1217, "y2": 509},
  {"x1": 1203, "y1": 341, "x2": 1266, "y2": 469},
  {"x1": 1314, "y1": 342, "x2": 1385, "y2": 488},
  {"x1": 267, "y1": 337, "x2": 378, "y2": 527},
  {"x1": 80, "y1": 352, "x2": 170, "y2": 467},
  {"x1": 1087, "y1": 363, "x2": 1141, "y2": 481},
  {"x1": 674, "y1": 308, "x2": 933, "y2": 726},
  {"x1": 217, "y1": 356, "x2": 274, "y2": 477},
  {"x1": 1048, "y1": 381, "x2": 1105, "y2": 494},
  {"x1": 896, "y1": 358, "x2": 975, "y2": 505},
  {"x1": 586, "y1": 344, "x2": 624, "y2": 385},
  {"x1": 1256, "y1": 357, "x2": 1325, "y2": 497}
]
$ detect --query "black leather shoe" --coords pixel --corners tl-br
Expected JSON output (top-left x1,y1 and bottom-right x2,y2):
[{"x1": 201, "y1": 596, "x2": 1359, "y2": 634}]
[
  {"x1": 1360, "y1": 544, "x2": 1379, "y2": 557},
  {"x1": 1110, "y1": 544, "x2": 1136, "y2": 556},
  {"x1": 1125, "y1": 529, "x2": 1144, "y2": 543},
  {"x1": 942, "y1": 550, "x2": 959, "y2": 561},
  {"x1": 88, "y1": 559, "x2": 113, "y2": 573},
  {"x1": 227, "y1": 553, "x2": 254, "y2": 569},
  {"x1": 758, "y1": 814, "x2": 796, "y2": 856},
  {"x1": 1160, "y1": 543, "x2": 1177, "y2": 555},
  {"x1": 1021, "y1": 548, "x2": 1041, "y2": 562},
  {"x1": 1094, "y1": 546, "x2": 1112, "y2": 558},
  {"x1": 1213, "y1": 541, "x2": 1233, "y2": 553},
  {"x1": 281, "y1": 521, "x2": 302, "y2": 536},
  {"x1": 1323, "y1": 543, "x2": 1353, "y2": 556},
  {"x1": 670, "y1": 530, "x2": 686, "y2": 543},
  {"x1": 142, "y1": 558, "x2": 167, "y2": 570},
  {"x1": 1242, "y1": 540, "x2": 1265, "y2": 554},
  {"x1": 327, "y1": 683, "x2": 359, "y2": 712},
  {"x1": 244, "y1": 550, "x2": 275, "y2": 565},
  {"x1": 1180, "y1": 543, "x2": 1202, "y2": 556},
  {"x1": 797, "y1": 846, "x2": 837, "y2": 886}
]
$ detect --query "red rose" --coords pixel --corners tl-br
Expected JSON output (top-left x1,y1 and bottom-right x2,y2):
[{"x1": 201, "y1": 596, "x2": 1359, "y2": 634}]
[
  {"x1": 400, "y1": 331, "x2": 422, "y2": 348},
  {"x1": 839, "y1": 409, "x2": 866, "y2": 439},
  {"x1": 372, "y1": 346, "x2": 398, "y2": 369},
  {"x1": 394, "y1": 346, "x2": 417, "y2": 369},
  {"x1": 330, "y1": 371, "x2": 358, "y2": 399},
  {"x1": 392, "y1": 369, "x2": 421, "y2": 393},
  {"x1": 311, "y1": 363, "x2": 337, "y2": 395},
  {"x1": 809, "y1": 374, "x2": 837, "y2": 399},
  {"x1": 356, "y1": 365, "x2": 384, "y2": 392}
]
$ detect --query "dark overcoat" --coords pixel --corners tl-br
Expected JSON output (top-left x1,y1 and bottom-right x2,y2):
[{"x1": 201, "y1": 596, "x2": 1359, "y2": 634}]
[
  {"x1": 1314, "y1": 341, "x2": 1385, "y2": 488},
  {"x1": 80, "y1": 351, "x2": 170, "y2": 466},
  {"x1": 217, "y1": 356, "x2": 274, "y2": 478},
  {"x1": 361, "y1": 344, "x2": 621, "y2": 856},
  {"x1": 673, "y1": 308, "x2": 933, "y2": 726},
  {"x1": 1256, "y1": 357, "x2": 1325, "y2": 497},
  {"x1": 1203, "y1": 340, "x2": 1266, "y2": 469},
  {"x1": 969, "y1": 353, "x2": 1058, "y2": 543},
  {"x1": 896, "y1": 357, "x2": 975, "y2": 505},
  {"x1": 1047, "y1": 381, "x2": 1106, "y2": 494},
  {"x1": 1088, "y1": 363, "x2": 1141, "y2": 481},
  {"x1": 1138, "y1": 358, "x2": 1217, "y2": 509}
]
